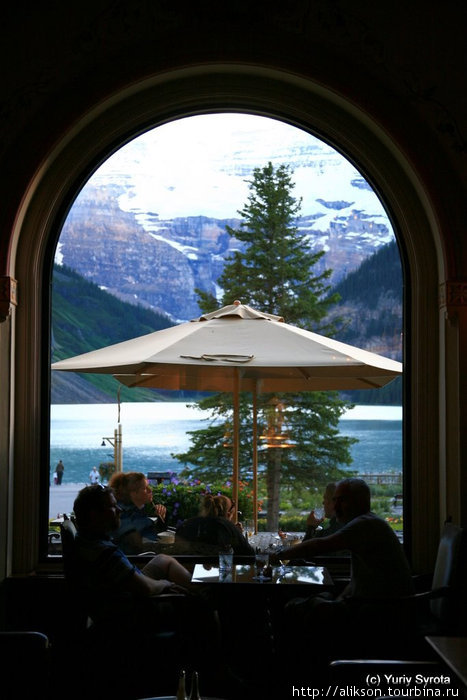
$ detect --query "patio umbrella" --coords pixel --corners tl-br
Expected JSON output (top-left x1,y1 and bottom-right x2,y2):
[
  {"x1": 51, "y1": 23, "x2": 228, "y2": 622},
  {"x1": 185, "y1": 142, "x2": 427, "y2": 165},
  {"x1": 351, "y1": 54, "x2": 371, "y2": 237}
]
[{"x1": 52, "y1": 301, "x2": 402, "y2": 526}]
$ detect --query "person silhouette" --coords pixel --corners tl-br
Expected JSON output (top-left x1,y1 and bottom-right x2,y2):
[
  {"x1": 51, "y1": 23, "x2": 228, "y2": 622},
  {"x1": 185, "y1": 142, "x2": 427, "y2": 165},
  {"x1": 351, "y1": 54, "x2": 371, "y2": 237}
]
[
  {"x1": 55, "y1": 459, "x2": 65, "y2": 485},
  {"x1": 89, "y1": 466, "x2": 100, "y2": 484}
]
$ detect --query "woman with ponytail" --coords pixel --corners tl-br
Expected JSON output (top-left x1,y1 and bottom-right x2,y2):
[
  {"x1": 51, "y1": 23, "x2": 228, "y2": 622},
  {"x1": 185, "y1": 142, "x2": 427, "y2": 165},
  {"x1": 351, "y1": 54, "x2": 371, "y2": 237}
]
[{"x1": 174, "y1": 493, "x2": 254, "y2": 555}]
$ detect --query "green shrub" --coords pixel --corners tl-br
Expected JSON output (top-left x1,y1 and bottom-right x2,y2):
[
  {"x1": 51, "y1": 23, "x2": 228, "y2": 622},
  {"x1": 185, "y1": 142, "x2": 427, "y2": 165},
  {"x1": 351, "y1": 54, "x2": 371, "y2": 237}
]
[
  {"x1": 369, "y1": 483, "x2": 402, "y2": 498},
  {"x1": 277, "y1": 515, "x2": 308, "y2": 532},
  {"x1": 371, "y1": 497, "x2": 391, "y2": 517},
  {"x1": 256, "y1": 515, "x2": 307, "y2": 532},
  {"x1": 98, "y1": 461, "x2": 116, "y2": 483},
  {"x1": 148, "y1": 475, "x2": 404, "y2": 534}
]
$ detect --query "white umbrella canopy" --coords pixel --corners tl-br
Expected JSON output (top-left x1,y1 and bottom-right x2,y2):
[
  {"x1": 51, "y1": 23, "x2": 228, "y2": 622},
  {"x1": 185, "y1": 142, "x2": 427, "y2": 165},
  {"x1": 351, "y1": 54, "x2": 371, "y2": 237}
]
[
  {"x1": 52, "y1": 301, "x2": 402, "y2": 526},
  {"x1": 52, "y1": 300, "x2": 402, "y2": 391}
]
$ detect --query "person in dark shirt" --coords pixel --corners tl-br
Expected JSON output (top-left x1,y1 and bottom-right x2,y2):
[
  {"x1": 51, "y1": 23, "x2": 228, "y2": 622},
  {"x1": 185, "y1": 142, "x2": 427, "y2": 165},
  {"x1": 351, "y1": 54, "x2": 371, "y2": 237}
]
[
  {"x1": 71, "y1": 484, "x2": 190, "y2": 628},
  {"x1": 174, "y1": 494, "x2": 254, "y2": 555},
  {"x1": 273, "y1": 477, "x2": 413, "y2": 600},
  {"x1": 55, "y1": 459, "x2": 65, "y2": 485},
  {"x1": 70, "y1": 485, "x2": 225, "y2": 699},
  {"x1": 270, "y1": 478, "x2": 414, "y2": 672}
]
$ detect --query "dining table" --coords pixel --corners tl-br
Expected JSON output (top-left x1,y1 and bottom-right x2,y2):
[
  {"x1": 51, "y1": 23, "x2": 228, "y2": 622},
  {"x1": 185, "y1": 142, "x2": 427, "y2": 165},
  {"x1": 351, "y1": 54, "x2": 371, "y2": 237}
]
[
  {"x1": 188, "y1": 558, "x2": 335, "y2": 694},
  {"x1": 190, "y1": 561, "x2": 334, "y2": 589},
  {"x1": 425, "y1": 637, "x2": 467, "y2": 694}
]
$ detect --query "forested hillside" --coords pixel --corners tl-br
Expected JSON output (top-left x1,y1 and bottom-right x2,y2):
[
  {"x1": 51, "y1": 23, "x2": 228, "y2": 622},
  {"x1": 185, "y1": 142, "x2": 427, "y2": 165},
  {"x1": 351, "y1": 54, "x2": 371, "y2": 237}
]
[
  {"x1": 51, "y1": 264, "x2": 175, "y2": 403},
  {"x1": 330, "y1": 240, "x2": 403, "y2": 405},
  {"x1": 333, "y1": 240, "x2": 402, "y2": 319}
]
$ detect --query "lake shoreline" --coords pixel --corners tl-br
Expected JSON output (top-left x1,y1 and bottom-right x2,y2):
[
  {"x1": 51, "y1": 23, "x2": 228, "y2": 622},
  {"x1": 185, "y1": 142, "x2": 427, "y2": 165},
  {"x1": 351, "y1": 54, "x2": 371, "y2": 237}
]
[
  {"x1": 50, "y1": 402, "x2": 402, "y2": 502},
  {"x1": 50, "y1": 402, "x2": 402, "y2": 425}
]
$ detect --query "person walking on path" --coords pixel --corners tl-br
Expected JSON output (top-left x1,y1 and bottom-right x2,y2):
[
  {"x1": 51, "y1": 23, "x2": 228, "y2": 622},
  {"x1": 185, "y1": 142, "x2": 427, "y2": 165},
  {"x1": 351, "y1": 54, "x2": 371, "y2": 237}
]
[
  {"x1": 55, "y1": 459, "x2": 65, "y2": 485},
  {"x1": 89, "y1": 466, "x2": 100, "y2": 484}
]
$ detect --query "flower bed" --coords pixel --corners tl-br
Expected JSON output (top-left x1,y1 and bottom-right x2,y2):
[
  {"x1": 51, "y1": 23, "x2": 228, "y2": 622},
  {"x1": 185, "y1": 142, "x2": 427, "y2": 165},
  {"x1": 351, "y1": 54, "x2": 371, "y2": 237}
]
[{"x1": 150, "y1": 475, "x2": 261, "y2": 528}]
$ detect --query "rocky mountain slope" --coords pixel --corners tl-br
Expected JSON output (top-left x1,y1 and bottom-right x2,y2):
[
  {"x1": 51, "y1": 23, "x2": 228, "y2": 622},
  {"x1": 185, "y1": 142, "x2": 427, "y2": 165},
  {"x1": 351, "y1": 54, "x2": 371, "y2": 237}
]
[
  {"x1": 331, "y1": 240, "x2": 402, "y2": 405},
  {"x1": 57, "y1": 115, "x2": 394, "y2": 323},
  {"x1": 58, "y1": 180, "x2": 392, "y2": 322}
]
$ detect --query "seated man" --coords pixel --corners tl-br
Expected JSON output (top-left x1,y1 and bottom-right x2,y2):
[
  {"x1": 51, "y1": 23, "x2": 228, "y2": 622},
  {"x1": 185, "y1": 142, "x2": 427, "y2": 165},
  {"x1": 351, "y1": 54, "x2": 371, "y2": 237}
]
[
  {"x1": 71, "y1": 483, "x2": 191, "y2": 630},
  {"x1": 68, "y1": 485, "x2": 224, "y2": 699},
  {"x1": 270, "y1": 477, "x2": 414, "y2": 669},
  {"x1": 273, "y1": 477, "x2": 413, "y2": 600}
]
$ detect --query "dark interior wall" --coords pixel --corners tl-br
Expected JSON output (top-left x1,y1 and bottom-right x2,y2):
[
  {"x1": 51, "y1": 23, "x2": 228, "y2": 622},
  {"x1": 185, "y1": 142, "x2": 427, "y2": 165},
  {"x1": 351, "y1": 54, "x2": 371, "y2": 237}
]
[
  {"x1": 1, "y1": 1, "x2": 466, "y2": 274},
  {"x1": 1, "y1": 0, "x2": 467, "y2": 635},
  {"x1": 0, "y1": 576, "x2": 78, "y2": 643}
]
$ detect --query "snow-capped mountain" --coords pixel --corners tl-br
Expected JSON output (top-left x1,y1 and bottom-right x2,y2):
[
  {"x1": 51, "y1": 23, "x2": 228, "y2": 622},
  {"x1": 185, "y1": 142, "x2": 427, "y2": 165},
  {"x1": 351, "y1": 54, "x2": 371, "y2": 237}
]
[{"x1": 57, "y1": 114, "x2": 395, "y2": 322}]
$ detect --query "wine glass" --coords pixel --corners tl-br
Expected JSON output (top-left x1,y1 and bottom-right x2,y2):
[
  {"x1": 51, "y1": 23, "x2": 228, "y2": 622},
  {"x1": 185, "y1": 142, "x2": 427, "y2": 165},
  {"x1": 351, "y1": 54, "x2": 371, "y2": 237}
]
[
  {"x1": 278, "y1": 547, "x2": 291, "y2": 574},
  {"x1": 314, "y1": 506, "x2": 324, "y2": 521},
  {"x1": 245, "y1": 519, "x2": 255, "y2": 540}
]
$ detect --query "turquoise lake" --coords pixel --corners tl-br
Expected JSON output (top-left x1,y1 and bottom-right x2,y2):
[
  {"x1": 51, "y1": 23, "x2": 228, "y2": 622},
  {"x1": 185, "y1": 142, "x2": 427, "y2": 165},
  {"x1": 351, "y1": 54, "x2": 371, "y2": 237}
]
[{"x1": 49, "y1": 402, "x2": 402, "y2": 484}]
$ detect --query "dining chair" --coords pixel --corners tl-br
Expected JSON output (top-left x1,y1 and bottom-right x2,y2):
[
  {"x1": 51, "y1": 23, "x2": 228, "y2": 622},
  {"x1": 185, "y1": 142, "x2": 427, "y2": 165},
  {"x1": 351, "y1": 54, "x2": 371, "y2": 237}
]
[
  {"x1": 331, "y1": 521, "x2": 466, "y2": 662},
  {"x1": 0, "y1": 631, "x2": 51, "y2": 694},
  {"x1": 417, "y1": 521, "x2": 465, "y2": 634},
  {"x1": 385, "y1": 520, "x2": 464, "y2": 646}
]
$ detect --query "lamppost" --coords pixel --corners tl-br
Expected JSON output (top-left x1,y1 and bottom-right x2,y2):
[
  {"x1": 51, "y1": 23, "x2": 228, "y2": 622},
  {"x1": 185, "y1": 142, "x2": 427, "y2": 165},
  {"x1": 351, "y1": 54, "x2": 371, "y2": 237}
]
[
  {"x1": 101, "y1": 423, "x2": 123, "y2": 472},
  {"x1": 101, "y1": 388, "x2": 123, "y2": 473}
]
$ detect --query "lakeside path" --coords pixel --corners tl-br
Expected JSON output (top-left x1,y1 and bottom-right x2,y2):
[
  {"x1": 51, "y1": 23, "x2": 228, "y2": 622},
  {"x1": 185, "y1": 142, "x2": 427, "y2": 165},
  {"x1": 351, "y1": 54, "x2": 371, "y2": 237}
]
[
  {"x1": 48, "y1": 402, "x2": 403, "y2": 517},
  {"x1": 49, "y1": 482, "x2": 87, "y2": 518}
]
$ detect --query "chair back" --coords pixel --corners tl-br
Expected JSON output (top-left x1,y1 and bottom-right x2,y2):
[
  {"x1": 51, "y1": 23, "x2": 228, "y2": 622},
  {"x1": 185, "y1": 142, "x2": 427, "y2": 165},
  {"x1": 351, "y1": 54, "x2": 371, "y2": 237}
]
[
  {"x1": 60, "y1": 518, "x2": 80, "y2": 577},
  {"x1": 60, "y1": 519, "x2": 92, "y2": 630},
  {"x1": 430, "y1": 522, "x2": 464, "y2": 623},
  {"x1": 0, "y1": 632, "x2": 50, "y2": 693}
]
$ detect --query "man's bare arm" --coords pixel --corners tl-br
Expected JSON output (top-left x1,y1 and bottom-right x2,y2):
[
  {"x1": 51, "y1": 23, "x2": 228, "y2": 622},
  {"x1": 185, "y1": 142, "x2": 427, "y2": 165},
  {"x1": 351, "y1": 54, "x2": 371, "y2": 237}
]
[
  {"x1": 271, "y1": 530, "x2": 349, "y2": 563},
  {"x1": 126, "y1": 570, "x2": 180, "y2": 597}
]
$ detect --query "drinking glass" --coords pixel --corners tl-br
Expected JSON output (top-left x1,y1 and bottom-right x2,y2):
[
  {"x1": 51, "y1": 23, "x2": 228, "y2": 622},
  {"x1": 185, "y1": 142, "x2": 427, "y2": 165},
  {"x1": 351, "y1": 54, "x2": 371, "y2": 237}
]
[
  {"x1": 219, "y1": 569, "x2": 233, "y2": 583},
  {"x1": 245, "y1": 519, "x2": 255, "y2": 539},
  {"x1": 219, "y1": 550, "x2": 233, "y2": 572},
  {"x1": 254, "y1": 551, "x2": 269, "y2": 580}
]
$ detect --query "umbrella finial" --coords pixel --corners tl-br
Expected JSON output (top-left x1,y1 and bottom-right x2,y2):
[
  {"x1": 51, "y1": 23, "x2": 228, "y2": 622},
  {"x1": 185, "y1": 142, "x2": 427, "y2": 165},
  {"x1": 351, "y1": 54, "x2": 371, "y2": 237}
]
[{"x1": 233, "y1": 300, "x2": 241, "y2": 306}]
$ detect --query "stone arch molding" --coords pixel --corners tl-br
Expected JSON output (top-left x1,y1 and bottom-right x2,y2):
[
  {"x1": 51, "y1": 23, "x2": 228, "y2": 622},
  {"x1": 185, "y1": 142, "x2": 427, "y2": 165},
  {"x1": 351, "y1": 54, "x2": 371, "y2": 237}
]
[{"x1": 8, "y1": 65, "x2": 443, "y2": 572}]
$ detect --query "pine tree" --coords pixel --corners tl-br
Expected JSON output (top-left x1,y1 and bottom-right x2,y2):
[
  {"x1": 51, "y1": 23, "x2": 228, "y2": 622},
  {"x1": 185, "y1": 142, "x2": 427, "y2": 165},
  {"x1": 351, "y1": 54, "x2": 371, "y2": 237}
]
[
  {"x1": 176, "y1": 162, "x2": 355, "y2": 530},
  {"x1": 218, "y1": 162, "x2": 339, "y2": 330}
]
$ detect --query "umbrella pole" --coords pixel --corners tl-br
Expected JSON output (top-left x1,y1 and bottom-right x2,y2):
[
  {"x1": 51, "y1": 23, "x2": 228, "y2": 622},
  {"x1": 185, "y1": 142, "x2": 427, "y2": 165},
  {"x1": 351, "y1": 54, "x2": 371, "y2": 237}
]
[
  {"x1": 116, "y1": 387, "x2": 123, "y2": 472},
  {"x1": 117, "y1": 423, "x2": 123, "y2": 472},
  {"x1": 232, "y1": 369, "x2": 240, "y2": 523},
  {"x1": 253, "y1": 381, "x2": 258, "y2": 534}
]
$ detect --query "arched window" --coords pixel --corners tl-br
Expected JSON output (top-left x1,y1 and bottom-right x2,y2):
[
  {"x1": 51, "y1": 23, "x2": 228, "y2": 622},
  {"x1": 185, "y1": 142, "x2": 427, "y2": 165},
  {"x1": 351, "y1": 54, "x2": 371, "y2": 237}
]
[
  {"x1": 49, "y1": 113, "x2": 404, "y2": 547},
  {"x1": 8, "y1": 68, "x2": 442, "y2": 576}
]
